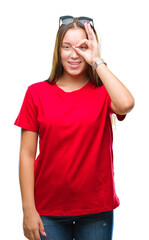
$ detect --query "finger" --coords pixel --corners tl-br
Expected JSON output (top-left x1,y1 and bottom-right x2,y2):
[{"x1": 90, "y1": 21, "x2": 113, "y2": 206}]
[
  {"x1": 84, "y1": 21, "x2": 89, "y2": 38},
  {"x1": 39, "y1": 219, "x2": 47, "y2": 237},
  {"x1": 28, "y1": 231, "x2": 35, "y2": 240},
  {"x1": 23, "y1": 229, "x2": 30, "y2": 239},
  {"x1": 73, "y1": 39, "x2": 88, "y2": 48},
  {"x1": 72, "y1": 45, "x2": 85, "y2": 58},
  {"x1": 33, "y1": 229, "x2": 41, "y2": 240},
  {"x1": 87, "y1": 22, "x2": 96, "y2": 41},
  {"x1": 86, "y1": 22, "x2": 93, "y2": 40}
]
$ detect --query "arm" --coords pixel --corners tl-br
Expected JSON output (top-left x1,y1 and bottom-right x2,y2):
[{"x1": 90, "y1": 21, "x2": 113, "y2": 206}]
[
  {"x1": 95, "y1": 63, "x2": 135, "y2": 115},
  {"x1": 72, "y1": 22, "x2": 135, "y2": 115},
  {"x1": 19, "y1": 129, "x2": 47, "y2": 239},
  {"x1": 19, "y1": 129, "x2": 38, "y2": 211}
]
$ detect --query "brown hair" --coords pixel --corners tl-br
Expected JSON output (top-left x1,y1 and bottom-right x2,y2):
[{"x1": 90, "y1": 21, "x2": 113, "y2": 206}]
[{"x1": 47, "y1": 18, "x2": 103, "y2": 86}]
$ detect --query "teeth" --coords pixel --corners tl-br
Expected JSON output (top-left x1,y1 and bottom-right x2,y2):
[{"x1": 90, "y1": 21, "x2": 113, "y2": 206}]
[{"x1": 69, "y1": 62, "x2": 80, "y2": 65}]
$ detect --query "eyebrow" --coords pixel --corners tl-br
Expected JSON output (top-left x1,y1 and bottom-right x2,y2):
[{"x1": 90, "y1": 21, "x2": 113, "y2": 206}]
[
  {"x1": 62, "y1": 42, "x2": 71, "y2": 45},
  {"x1": 62, "y1": 41, "x2": 87, "y2": 46}
]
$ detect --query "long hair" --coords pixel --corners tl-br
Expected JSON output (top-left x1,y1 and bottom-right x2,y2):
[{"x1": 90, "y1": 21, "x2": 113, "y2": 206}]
[{"x1": 47, "y1": 18, "x2": 116, "y2": 126}]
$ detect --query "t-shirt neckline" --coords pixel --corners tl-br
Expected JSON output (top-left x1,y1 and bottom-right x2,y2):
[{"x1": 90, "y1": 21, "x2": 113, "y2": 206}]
[{"x1": 51, "y1": 79, "x2": 92, "y2": 96}]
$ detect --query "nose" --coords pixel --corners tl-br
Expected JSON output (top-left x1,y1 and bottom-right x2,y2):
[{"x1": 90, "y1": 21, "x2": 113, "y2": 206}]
[{"x1": 71, "y1": 47, "x2": 79, "y2": 58}]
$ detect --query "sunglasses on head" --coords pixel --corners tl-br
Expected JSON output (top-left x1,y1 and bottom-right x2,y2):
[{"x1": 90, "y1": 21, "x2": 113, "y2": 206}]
[{"x1": 59, "y1": 15, "x2": 94, "y2": 28}]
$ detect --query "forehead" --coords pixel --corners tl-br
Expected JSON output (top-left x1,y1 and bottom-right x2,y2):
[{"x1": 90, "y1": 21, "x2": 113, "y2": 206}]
[{"x1": 62, "y1": 27, "x2": 87, "y2": 44}]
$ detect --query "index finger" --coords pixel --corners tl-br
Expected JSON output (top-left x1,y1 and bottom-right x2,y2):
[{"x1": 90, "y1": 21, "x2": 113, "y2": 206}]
[{"x1": 73, "y1": 39, "x2": 88, "y2": 48}]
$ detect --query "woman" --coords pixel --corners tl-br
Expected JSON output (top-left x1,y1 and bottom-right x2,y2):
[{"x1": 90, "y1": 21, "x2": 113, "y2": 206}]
[{"x1": 14, "y1": 16, "x2": 135, "y2": 240}]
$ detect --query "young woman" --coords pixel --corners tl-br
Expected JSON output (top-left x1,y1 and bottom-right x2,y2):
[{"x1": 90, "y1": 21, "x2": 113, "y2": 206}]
[{"x1": 14, "y1": 16, "x2": 135, "y2": 240}]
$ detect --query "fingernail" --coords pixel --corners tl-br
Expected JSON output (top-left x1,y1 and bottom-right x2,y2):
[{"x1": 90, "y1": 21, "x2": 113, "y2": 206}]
[{"x1": 43, "y1": 232, "x2": 47, "y2": 237}]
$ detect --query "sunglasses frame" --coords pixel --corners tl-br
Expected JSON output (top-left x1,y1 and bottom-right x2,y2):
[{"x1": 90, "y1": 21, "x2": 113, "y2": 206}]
[{"x1": 59, "y1": 15, "x2": 94, "y2": 28}]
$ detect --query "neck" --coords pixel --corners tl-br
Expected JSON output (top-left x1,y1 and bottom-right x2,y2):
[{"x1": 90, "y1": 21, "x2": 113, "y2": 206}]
[{"x1": 57, "y1": 71, "x2": 89, "y2": 85}]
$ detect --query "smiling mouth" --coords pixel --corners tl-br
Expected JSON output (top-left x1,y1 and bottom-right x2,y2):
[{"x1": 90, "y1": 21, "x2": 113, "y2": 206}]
[{"x1": 68, "y1": 61, "x2": 81, "y2": 65}]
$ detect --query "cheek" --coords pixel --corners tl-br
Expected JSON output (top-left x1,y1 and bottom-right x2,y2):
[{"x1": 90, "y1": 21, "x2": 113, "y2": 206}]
[
  {"x1": 61, "y1": 50, "x2": 69, "y2": 62},
  {"x1": 82, "y1": 59, "x2": 88, "y2": 68}
]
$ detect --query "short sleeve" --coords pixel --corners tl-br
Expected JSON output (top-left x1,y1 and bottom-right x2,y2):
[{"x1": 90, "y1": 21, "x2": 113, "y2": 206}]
[
  {"x1": 108, "y1": 94, "x2": 126, "y2": 121},
  {"x1": 14, "y1": 87, "x2": 39, "y2": 132}
]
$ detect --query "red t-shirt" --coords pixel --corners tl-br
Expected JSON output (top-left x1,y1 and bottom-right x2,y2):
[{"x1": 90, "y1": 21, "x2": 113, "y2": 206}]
[{"x1": 14, "y1": 79, "x2": 126, "y2": 216}]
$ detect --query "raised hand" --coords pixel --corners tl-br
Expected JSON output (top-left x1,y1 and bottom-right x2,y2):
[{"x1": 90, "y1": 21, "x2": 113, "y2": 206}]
[{"x1": 72, "y1": 22, "x2": 101, "y2": 66}]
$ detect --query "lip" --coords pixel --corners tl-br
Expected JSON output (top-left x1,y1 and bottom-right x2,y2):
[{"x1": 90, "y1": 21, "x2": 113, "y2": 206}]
[{"x1": 68, "y1": 61, "x2": 81, "y2": 68}]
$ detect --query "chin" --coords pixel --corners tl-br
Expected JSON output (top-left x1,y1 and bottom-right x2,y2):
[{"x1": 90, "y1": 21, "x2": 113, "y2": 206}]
[
  {"x1": 68, "y1": 70, "x2": 85, "y2": 77},
  {"x1": 65, "y1": 66, "x2": 87, "y2": 76}
]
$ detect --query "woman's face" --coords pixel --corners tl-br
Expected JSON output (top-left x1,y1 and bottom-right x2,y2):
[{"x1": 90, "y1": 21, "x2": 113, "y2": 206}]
[{"x1": 60, "y1": 27, "x2": 88, "y2": 77}]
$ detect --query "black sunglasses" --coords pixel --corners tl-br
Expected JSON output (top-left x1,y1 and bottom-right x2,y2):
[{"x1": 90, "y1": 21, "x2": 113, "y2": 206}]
[{"x1": 59, "y1": 15, "x2": 94, "y2": 28}]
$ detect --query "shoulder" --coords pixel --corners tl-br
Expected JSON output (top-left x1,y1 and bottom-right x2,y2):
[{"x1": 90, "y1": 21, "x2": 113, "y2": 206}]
[
  {"x1": 26, "y1": 80, "x2": 54, "y2": 101},
  {"x1": 27, "y1": 80, "x2": 46, "y2": 93}
]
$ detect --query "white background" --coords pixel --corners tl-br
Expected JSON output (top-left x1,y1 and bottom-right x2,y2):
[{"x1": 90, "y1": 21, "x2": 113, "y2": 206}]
[{"x1": 0, "y1": 0, "x2": 149, "y2": 239}]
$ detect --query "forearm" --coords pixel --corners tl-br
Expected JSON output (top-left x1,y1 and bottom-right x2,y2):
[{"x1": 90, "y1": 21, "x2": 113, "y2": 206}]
[
  {"x1": 19, "y1": 155, "x2": 36, "y2": 212},
  {"x1": 96, "y1": 63, "x2": 135, "y2": 113}
]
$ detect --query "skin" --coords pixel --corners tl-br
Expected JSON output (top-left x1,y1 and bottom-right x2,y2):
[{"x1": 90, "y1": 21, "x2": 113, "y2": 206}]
[
  {"x1": 57, "y1": 27, "x2": 90, "y2": 91},
  {"x1": 20, "y1": 129, "x2": 46, "y2": 240},
  {"x1": 19, "y1": 21, "x2": 135, "y2": 240}
]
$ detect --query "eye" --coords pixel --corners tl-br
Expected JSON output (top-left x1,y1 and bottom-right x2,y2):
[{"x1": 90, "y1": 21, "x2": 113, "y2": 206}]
[
  {"x1": 63, "y1": 46, "x2": 70, "y2": 49},
  {"x1": 79, "y1": 46, "x2": 88, "y2": 50}
]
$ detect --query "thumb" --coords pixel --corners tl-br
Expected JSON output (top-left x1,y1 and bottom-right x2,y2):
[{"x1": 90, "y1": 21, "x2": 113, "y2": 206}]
[{"x1": 39, "y1": 219, "x2": 47, "y2": 237}]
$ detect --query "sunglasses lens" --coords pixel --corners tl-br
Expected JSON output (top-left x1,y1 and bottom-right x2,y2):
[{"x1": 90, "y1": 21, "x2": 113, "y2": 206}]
[
  {"x1": 78, "y1": 17, "x2": 93, "y2": 26},
  {"x1": 61, "y1": 16, "x2": 74, "y2": 25}
]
